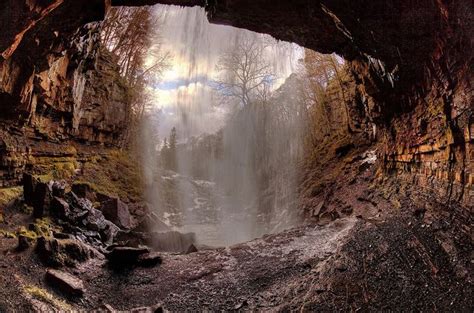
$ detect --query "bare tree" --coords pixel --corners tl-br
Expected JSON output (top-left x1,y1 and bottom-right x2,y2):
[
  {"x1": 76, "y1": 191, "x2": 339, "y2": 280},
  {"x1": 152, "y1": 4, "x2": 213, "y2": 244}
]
[
  {"x1": 100, "y1": 6, "x2": 172, "y2": 145},
  {"x1": 214, "y1": 34, "x2": 274, "y2": 107}
]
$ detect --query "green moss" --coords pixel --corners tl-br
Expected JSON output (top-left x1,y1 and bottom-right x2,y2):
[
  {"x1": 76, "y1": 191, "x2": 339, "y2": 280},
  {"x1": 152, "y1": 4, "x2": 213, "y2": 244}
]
[
  {"x1": 18, "y1": 226, "x2": 38, "y2": 240},
  {"x1": 17, "y1": 218, "x2": 55, "y2": 240},
  {"x1": 0, "y1": 187, "x2": 23, "y2": 208},
  {"x1": 0, "y1": 229, "x2": 17, "y2": 238},
  {"x1": 31, "y1": 218, "x2": 54, "y2": 239},
  {"x1": 24, "y1": 285, "x2": 73, "y2": 311},
  {"x1": 75, "y1": 150, "x2": 143, "y2": 202}
]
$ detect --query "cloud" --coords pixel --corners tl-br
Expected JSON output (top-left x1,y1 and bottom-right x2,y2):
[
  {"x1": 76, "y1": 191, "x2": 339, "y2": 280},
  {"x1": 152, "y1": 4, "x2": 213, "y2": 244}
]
[{"x1": 153, "y1": 74, "x2": 210, "y2": 91}]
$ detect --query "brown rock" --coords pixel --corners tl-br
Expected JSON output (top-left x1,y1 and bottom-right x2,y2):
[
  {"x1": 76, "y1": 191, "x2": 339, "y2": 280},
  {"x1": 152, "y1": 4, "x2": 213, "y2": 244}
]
[
  {"x1": 50, "y1": 197, "x2": 70, "y2": 219},
  {"x1": 45, "y1": 269, "x2": 85, "y2": 297},
  {"x1": 107, "y1": 246, "x2": 150, "y2": 265}
]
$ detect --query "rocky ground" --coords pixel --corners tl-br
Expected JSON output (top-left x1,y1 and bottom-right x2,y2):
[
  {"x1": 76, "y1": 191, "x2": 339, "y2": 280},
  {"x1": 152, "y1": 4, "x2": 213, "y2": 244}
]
[{"x1": 0, "y1": 146, "x2": 471, "y2": 312}]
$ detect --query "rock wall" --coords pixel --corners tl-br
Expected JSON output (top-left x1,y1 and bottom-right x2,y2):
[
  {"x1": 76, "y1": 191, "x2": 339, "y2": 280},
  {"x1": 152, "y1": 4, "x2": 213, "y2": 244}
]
[
  {"x1": 0, "y1": 2, "x2": 131, "y2": 187},
  {"x1": 0, "y1": 0, "x2": 472, "y2": 207}
]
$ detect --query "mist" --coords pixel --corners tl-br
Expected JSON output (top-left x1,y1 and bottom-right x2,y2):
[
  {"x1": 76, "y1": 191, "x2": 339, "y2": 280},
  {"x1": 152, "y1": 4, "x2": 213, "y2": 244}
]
[{"x1": 141, "y1": 4, "x2": 307, "y2": 246}]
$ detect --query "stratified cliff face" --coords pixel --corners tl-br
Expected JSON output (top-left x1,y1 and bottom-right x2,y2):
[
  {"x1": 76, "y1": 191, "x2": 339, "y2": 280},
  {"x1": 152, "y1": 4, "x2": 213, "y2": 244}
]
[
  {"x1": 0, "y1": 2, "x2": 130, "y2": 186},
  {"x1": 0, "y1": 0, "x2": 472, "y2": 206}
]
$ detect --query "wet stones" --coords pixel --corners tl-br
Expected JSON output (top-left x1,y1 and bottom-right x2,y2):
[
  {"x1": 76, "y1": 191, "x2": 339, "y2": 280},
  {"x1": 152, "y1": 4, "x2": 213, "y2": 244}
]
[{"x1": 45, "y1": 269, "x2": 85, "y2": 297}]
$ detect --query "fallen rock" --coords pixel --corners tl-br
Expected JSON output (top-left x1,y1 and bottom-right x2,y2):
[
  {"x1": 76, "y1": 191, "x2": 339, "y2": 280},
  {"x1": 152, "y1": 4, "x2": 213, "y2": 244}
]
[
  {"x1": 101, "y1": 220, "x2": 120, "y2": 245},
  {"x1": 137, "y1": 252, "x2": 163, "y2": 267},
  {"x1": 45, "y1": 269, "x2": 85, "y2": 297},
  {"x1": 101, "y1": 198, "x2": 131, "y2": 229},
  {"x1": 107, "y1": 246, "x2": 150, "y2": 265}
]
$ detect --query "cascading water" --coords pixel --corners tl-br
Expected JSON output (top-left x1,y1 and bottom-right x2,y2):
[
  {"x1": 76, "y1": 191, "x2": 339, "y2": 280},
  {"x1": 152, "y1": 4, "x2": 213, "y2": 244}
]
[{"x1": 141, "y1": 4, "x2": 306, "y2": 246}]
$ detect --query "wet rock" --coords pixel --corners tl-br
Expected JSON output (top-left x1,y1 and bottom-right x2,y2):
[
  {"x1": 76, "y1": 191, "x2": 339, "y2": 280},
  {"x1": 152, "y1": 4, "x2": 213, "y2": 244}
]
[
  {"x1": 45, "y1": 269, "x2": 84, "y2": 297},
  {"x1": 137, "y1": 252, "x2": 163, "y2": 267},
  {"x1": 101, "y1": 198, "x2": 131, "y2": 229},
  {"x1": 101, "y1": 220, "x2": 120, "y2": 245},
  {"x1": 107, "y1": 246, "x2": 150, "y2": 265},
  {"x1": 83, "y1": 207, "x2": 108, "y2": 231}
]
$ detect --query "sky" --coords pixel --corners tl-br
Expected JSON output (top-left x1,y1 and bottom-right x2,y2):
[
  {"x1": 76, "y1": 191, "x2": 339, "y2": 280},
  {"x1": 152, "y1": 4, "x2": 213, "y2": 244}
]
[{"x1": 146, "y1": 4, "x2": 304, "y2": 141}]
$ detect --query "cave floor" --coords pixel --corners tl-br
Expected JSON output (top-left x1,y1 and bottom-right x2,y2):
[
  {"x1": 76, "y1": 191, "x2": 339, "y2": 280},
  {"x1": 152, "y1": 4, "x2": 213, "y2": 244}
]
[{"x1": 1, "y1": 207, "x2": 471, "y2": 312}]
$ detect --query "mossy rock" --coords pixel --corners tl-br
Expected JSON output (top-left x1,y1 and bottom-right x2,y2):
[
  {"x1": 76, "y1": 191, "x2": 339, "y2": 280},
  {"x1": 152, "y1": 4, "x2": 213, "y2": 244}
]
[{"x1": 23, "y1": 285, "x2": 73, "y2": 311}]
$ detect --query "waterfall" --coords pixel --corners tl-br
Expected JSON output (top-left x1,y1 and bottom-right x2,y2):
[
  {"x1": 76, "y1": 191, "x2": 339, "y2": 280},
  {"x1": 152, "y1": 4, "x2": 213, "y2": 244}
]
[{"x1": 142, "y1": 4, "x2": 305, "y2": 246}]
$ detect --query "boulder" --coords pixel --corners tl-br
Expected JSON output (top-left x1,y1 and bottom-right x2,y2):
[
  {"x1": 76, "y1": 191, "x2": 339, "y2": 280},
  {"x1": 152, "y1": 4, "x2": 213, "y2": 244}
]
[
  {"x1": 22, "y1": 173, "x2": 38, "y2": 206},
  {"x1": 50, "y1": 197, "x2": 70, "y2": 219},
  {"x1": 185, "y1": 244, "x2": 198, "y2": 254},
  {"x1": 23, "y1": 174, "x2": 53, "y2": 218},
  {"x1": 83, "y1": 207, "x2": 108, "y2": 231},
  {"x1": 101, "y1": 220, "x2": 120, "y2": 245},
  {"x1": 45, "y1": 269, "x2": 85, "y2": 297},
  {"x1": 71, "y1": 183, "x2": 96, "y2": 201},
  {"x1": 107, "y1": 246, "x2": 150, "y2": 266},
  {"x1": 101, "y1": 198, "x2": 131, "y2": 229}
]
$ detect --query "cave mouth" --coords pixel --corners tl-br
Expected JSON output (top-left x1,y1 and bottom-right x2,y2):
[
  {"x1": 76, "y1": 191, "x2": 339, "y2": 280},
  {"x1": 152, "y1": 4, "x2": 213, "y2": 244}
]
[
  {"x1": 0, "y1": 0, "x2": 472, "y2": 311},
  {"x1": 114, "y1": 4, "x2": 314, "y2": 246}
]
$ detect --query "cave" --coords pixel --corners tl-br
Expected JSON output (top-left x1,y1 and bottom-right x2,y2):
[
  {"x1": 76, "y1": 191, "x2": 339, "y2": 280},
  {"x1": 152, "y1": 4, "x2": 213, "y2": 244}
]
[{"x1": 0, "y1": 0, "x2": 472, "y2": 311}]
